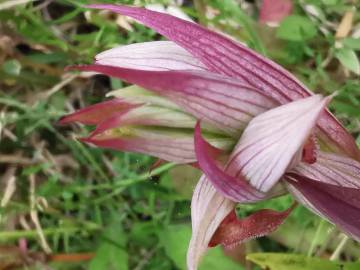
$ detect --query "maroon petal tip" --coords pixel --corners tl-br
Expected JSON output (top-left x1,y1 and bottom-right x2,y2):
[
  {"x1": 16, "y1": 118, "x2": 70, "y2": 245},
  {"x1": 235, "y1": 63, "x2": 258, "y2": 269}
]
[
  {"x1": 209, "y1": 203, "x2": 295, "y2": 248},
  {"x1": 85, "y1": 4, "x2": 134, "y2": 12},
  {"x1": 85, "y1": 4, "x2": 112, "y2": 9},
  {"x1": 78, "y1": 137, "x2": 94, "y2": 143},
  {"x1": 58, "y1": 115, "x2": 71, "y2": 125},
  {"x1": 64, "y1": 65, "x2": 80, "y2": 72}
]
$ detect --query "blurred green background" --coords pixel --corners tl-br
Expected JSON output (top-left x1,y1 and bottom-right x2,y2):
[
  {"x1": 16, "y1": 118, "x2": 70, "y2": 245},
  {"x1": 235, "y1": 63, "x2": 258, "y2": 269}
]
[{"x1": 0, "y1": 0, "x2": 359, "y2": 269}]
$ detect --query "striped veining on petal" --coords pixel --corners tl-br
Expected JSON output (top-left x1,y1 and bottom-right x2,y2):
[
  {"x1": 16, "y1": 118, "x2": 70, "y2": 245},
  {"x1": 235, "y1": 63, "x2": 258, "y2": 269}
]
[
  {"x1": 187, "y1": 176, "x2": 235, "y2": 270},
  {"x1": 225, "y1": 95, "x2": 330, "y2": 192},
  {"x1": 194, "y1": 122, "x2": 266, "y2": 202},
  {"x1": 83, "y1": 124, "x2": 234, "y2": 164},
  {"x1": 68, "y1": 65, "x2": 278, "y2": 136},
  {"x1": 292, "y1": 152, "x2": 360, "y2": 188},
  {"x1": 86, "y1": 4, "x2": 360, "y2": 160},
  {"x1": 286, "y1": 174, "x2": 360, "y2": 241},
  {"x1": 95, "y1": 41, "x2": 206, "y2": 71},
  {"x1": 82, "y1": 128, "x2": 197, "y2": 163}
]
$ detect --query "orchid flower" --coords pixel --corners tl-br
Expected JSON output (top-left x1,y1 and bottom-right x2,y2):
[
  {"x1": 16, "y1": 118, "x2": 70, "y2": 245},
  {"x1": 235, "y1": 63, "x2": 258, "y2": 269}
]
[{"x1": 60, "y1": 4, "x2": 360, "y2": 270}]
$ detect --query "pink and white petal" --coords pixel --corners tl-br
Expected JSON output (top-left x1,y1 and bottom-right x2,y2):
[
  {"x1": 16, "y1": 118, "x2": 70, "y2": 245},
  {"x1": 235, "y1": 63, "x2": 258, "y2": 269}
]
[
  {"x1": 259, "y1": 0, "x2": 293, "y2": 25},
  {"x1": 187, "y1": 175, "x2": 236, "y2": 270},
  {"x1": 82, "y1": 127, "x2": 197, "y2": 163},
  {"x1": 83, "y1": 126, "x2": 234, "y2": 164},
  {"x1": 68, "y1": 65, "x2": 278, "y2": 136},
  {"x1": 285, "y1": 174, "x2": 360, "y2": 242},
  {"x1": 226, "y1": 95, "x2": 330, "y2": 193},
  {"x1": 95, "y1": 41, "x2": 206, "y2": 71},
  {"x1": 292, "y1": 151, "x2": 360, "y2": 188},
  {"x1": 208, "y1": 204, "x2": 295, "y2": 248},
  {"x1": 86, "y1": 4, "x2": 360, "y2": 160},
  {"x1": 58, "y1": 99, "x2": 136, "y2": 125},
  {"x1": 194, "y1": 122, "x2": 266, "y2": 202}
]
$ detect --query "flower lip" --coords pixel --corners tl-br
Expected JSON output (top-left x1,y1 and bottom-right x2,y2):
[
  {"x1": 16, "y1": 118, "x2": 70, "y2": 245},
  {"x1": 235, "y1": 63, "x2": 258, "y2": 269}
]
[{"x1": 208, "y1": 202, "x2": 296, "y2": 248}]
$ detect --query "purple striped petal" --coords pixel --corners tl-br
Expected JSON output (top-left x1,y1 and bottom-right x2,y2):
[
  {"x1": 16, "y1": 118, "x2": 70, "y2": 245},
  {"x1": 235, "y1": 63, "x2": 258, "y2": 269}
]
[
  {"x1": 286, "y1": 174, "x2": 360, "y2": 241},
  {"x1": 292, "y1": 151, "x2": 360, "y2": 188},
  {"x1": 187, "y1": 176, "x2": 236, "y2": 270},
  {"x1": 226, "y1": 95, "x2": 330, "y2": 192},
  {"x1": 95, "y1": 41, "x2": 206, "y2": 71},
  {"x1": 194, "y1": 122, "x2": 266, "y2": 202},
  {"x1": 86, "y1": 4, "x2": 360, "y2": 160},
  {"x1": 68, "y1": 65, "x2": 278, "y2": 136}
]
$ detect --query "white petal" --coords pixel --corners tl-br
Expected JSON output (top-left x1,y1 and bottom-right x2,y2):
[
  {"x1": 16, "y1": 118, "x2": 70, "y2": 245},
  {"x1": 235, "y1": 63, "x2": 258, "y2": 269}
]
[
  {"x1": 187, "y1": 176, "x2": 235, "y2": 270},
  {"x1": 226, "y1": 95, "x2": 330, "y2": 192},
  {"x1": 95, "y1": 41, "x2": 206, "y2": 71}
]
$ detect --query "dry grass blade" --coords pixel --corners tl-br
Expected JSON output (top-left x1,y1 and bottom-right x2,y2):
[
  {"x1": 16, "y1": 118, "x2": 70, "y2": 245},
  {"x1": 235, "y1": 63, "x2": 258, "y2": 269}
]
[
  {"x1": 1, "y1": 167, "x2": 16, "y2": 208},
  {"x1": 0, "y1": 0, "x2": 38, "y2": 10}
]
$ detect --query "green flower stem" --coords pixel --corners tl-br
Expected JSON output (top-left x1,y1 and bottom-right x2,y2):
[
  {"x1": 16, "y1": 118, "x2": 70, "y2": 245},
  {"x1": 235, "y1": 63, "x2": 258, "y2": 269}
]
[
  {"x1": 307, "y1": 219, "x2": 326, "y2": 257},
  {"x1": 0, "y1": 222, "x2": 101, "y2": 242},
  {"x1": 271, "y1": 218, "x2": 360, "y2": 258},
  {"x1": 72, "y1": 162, "x2": 176, "y2": 192},
  {"x1": 330, "y1": 235, "x2": 350, "y2": 261}
]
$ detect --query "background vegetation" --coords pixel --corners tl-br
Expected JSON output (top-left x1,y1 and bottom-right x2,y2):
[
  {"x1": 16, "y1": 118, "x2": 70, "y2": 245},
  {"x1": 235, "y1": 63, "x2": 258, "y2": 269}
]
[{"x1": 0, "y1": 0, "x2": 359, "y2": 269}]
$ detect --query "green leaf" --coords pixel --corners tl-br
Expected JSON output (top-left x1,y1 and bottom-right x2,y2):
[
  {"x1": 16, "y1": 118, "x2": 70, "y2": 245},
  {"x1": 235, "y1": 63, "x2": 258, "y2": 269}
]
[
  {"x1": 335, "y1": 48, "x2": 360, "y2": 75},
  {"x1": 247, "y1": 253, "x2": 360, "y2": 270},
  {"x1": 342, "y1": 38, "x2": 360, "y2": 50},
  {"x1": 277, "y1": 15, "x2": 317, "y2": 41},
  {"x1": 321, "y1": 0, "x2": 338, "y2": 5},
  {"x1": 158, "y1": 224, "x2": 243, "y2": 270},
  {"x1": 89, "y1": 223, "x2": 128, "y2": 270}
]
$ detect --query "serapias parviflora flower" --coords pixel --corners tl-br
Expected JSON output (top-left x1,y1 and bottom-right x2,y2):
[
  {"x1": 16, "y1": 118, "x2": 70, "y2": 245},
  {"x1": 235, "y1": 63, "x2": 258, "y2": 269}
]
[{"x1": 60, "y1": 4, "x2": 360, "y2": 270}]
